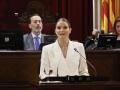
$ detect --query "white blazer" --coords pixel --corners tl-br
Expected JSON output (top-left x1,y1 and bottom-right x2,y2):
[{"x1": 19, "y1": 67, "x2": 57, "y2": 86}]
[{"x1": 39, "y1": 40, "x2": 89, "y2": 79}]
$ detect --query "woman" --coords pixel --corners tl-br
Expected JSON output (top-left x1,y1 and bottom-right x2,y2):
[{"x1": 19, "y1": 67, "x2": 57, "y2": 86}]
[
  {"x1": 39, "y1": 18, "x2": 89, "y2": 79},
  {"x1": 114, "y1": 16, "x2": 120, "y2": 48}
]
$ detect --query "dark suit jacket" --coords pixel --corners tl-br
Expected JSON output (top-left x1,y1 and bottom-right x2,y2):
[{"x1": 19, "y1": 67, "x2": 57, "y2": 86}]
[{"x1": 84, "y1": 36, "x2": 98, "y2": 50}]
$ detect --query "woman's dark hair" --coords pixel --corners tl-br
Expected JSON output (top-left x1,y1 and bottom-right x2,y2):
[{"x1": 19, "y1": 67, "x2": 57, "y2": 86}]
[{"x1": 113, "y1": 16, "x2": 120, "y2": 33}]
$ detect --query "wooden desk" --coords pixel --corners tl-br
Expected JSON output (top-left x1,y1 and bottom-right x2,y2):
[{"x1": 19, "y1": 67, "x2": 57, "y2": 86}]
[
  {"x1": 86, "y1": 49, "x2": 120, "y2": 80},
  {"x1": 0, "y1": 50, "x2": 119, "y2": 90},
  {"x1": 0, "y1": 50, "x2": 119, "y2": 84},
  {"x1": 37, "y1": 81, "x2": 120, "y2": 90},
  {"x1": 0, "y1": 51, "x2": 41, "y2": 85},
  {"x1": 0, "y1": 81, "x2": 120, "y2": 90}
]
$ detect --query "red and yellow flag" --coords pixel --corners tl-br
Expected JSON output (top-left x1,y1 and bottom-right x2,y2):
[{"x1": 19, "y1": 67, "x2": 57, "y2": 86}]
[
  {"x1": 109, "y1": 0, "x2": 115, "y2": 32},
  {"x1": 101, "y1": 0, "x2": 109, "y2": 34},
  {"x1": 101, "y1": 0, "x2": 115, "y2": 33}
]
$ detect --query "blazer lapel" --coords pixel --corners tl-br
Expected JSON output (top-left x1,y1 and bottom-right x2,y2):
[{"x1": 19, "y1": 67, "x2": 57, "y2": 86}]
[
  {"x1": 66, "y1": 41, "x2": 75, "y2": 60},
  {"x1": 41, "y1": 34, "x2": 44, "y2": 43},
  {"x1": 50, "y1": 41, "x2": 63, "y2": 75},
  {"x1": 52, "y1": 41, "x2": 62, "y2": 61},
  {"x1": 27, "y1": 34, "x2": 35, "y2": 50}
]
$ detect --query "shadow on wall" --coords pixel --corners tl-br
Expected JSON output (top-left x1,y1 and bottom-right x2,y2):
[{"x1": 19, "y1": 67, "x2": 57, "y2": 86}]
[{"x1": 19, "y1": 0, "x2": 56, "y2": 23}]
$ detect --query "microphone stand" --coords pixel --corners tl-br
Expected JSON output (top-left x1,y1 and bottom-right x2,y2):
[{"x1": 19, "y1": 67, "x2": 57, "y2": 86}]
[{"x1": 74, "y1": 48, "x2": 97, "y2": 76}]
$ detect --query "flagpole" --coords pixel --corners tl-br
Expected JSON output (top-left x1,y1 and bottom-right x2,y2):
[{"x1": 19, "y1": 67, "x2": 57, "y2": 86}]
[
  {"x1": 93, "y1": 0, "x2": 95, "y2": 31},
  {"x1": 98, "y1": 0, "x2": 101, "y2": 33}
]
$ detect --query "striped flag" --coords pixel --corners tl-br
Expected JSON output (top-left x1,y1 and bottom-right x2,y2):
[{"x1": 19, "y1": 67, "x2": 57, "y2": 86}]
[
  {"x1": 101, "y1": 0, "x2": 109, "y2": 34},
  {"x1": 109, "y1": 0, "x2": 115, "y2": 32},
  {"x1": 115, "y1": 0, "x2": 120, "y2": 17}
]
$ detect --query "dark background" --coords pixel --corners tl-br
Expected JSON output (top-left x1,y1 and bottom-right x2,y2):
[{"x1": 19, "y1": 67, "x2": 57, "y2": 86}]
[{"x1": 0, "y1": 0, "x2": 93, "y2": 42}]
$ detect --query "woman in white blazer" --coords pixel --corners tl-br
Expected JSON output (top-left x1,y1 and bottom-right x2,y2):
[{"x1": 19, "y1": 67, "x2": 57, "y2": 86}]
[{"x1": 40, "y1": 18, "x2": 89, "y2": 79}]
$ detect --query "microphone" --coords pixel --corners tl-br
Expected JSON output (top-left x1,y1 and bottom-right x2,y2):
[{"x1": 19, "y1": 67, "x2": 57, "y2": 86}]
[{"x1": 74, "y1": 48, "x2": 97, "y2": 76}]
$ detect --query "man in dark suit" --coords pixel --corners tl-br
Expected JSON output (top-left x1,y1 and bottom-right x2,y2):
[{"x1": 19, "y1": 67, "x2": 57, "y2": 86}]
[
  {"x1": 23, "y1": 14, "x2": 46, "y2": 50},
  {"x1": 84, "y1": 29, "x2": 99, "y2": 50}
]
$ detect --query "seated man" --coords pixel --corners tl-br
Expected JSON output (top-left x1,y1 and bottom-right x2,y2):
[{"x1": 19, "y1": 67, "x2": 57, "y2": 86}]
[
  {"x1": 84, "y1": 29, "x2": 99, "y2": 50},
  {"x1": 23, "y1": 14, "x2": 46, "y2": 50}
]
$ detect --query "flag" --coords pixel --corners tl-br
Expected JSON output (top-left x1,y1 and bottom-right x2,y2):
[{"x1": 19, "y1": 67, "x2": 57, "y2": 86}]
[
  {"x1": 115, "y1": 0, "x2": 120, "y2": 17},
  {"x1": 109, "y1": 0, "x2": 115, "y2": 32},
  {"x1": 101, "y1": 0, "x2": 109, "y2": 34}
]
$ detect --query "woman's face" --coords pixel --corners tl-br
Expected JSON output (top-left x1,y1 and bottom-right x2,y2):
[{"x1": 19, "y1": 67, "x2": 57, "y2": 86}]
[
  {"x1": 116, "y1": 22, "x2": 120, "y2": 35},
  {"x1": 55, "y1": 21, "x2": 71, "y2": 39}
]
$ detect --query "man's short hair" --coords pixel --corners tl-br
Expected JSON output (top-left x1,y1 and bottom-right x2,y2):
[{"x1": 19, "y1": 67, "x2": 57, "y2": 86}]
[{"x1": 28, "y1": 13, "x2": 42, "y2": 24}]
